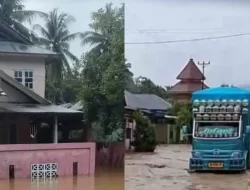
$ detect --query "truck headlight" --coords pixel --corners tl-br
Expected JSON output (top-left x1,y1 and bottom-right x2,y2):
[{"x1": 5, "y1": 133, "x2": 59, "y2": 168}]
[
  {"x1": 231, "y1": 152, "x2": 242, "y2": 158},
  {"x1": 192, "y1": 151, "x2": 201, "y2": 158}
]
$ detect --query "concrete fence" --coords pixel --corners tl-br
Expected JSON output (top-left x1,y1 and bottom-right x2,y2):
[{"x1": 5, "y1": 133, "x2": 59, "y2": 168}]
[{"x1": 95, "y1": 142, "x2": 124, "y2": 168}]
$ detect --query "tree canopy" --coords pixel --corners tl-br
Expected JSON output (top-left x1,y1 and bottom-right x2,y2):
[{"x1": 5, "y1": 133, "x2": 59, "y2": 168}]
[
  {"x1": 0, "y1": 0, "x2": 47, "y2": 39},
  {"x1": 80, "y1": 3, "x2": 125, "y2": 143},
  {"x1": 32, "y1": 8, "x2": 83, "y2": 104}
]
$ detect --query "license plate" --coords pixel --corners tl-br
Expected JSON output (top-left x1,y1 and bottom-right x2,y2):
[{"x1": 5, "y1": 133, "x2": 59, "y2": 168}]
[{"x1": 208, "y1": 162, "x2": 223, "y2": 168}]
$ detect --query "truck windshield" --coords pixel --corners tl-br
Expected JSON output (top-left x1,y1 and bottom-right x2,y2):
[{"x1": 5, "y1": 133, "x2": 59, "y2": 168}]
[{"x1": 194, "y1": 122, "x2": 240, "y2": 138}]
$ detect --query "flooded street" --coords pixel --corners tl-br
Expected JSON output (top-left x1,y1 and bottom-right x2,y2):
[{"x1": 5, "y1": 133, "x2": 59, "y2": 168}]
[
  {"x1": 0, "y1": 167, "x2": 124, "y2": 190},
  {"x1": 125, "y1": 145, "x2": 250, "y2": 190}
]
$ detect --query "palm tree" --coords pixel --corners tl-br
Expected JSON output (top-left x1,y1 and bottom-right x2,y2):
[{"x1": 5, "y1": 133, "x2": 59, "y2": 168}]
[
  {"x1": 33, "y1": 8, "x2": 82, "y2": 73},
  {"x1": 124, "y1": 63, "x2": 138, "y2": 93},
  {"x1": 0, "y1": 0, "x2": 47, "y2": 39},
  {"x1": 81, "y1": 3, "x2": 123, "y2": 55},
  {"x1": 33, "y1": 8, "x2": 83, "y2": 103}
]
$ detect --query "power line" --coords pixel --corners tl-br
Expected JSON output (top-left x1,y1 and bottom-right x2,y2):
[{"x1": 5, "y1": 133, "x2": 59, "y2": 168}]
[
  {"x1": 125, "y1": 32, "x2": 250, "y2": 44},
  {"x1": 125, "y1": 7, "x2": 162, "y2": 44},
  {"x1": 126, "y1": 28, "x2": 223, "y2": 34},
  {"x1": 125, "y1": 28, "x2": 222, "y2": 32}
]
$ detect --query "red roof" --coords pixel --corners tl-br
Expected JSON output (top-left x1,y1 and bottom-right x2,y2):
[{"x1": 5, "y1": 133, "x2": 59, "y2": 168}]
[
  {"x1": 168, "y1": 80, "x2": 208, "y2": 94},
  {"x1": 176, "y1": 58, "x2": 205, "y2": 80}
]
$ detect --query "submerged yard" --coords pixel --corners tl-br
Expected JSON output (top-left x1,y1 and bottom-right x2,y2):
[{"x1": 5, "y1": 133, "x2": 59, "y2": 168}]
[
  {"x1": 125, "y1": 145, "x2": 250, "y2": 190},
  {"x1": 0, "y1": 167, "x2": 124, "y2": 190}
]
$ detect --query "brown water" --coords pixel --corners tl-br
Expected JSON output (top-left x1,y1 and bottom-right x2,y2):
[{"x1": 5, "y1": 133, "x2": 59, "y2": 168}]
[
  {"x1": 125, "y1": 145, "x2": 250, "y2": 190},
  {"x1": 0, "y1": 167, "x2": 124, "y2": 190}
]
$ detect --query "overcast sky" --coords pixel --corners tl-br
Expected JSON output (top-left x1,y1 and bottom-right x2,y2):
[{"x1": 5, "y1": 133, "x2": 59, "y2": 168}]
[
  {"x1": 125, "y1": 0, "x2": 250, "y2": 87},
  {"x1": 25, "y1": 0, "x2": 123, "y2": 58}
]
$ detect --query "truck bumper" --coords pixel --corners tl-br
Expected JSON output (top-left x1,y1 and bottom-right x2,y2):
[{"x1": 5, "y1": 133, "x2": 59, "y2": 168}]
[{"x1": 189, "y1": 158, "x2": 246, "y2": 171}]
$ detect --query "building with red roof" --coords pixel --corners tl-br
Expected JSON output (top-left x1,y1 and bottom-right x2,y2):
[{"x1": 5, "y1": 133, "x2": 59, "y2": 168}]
[{"x1": 168, "y1": 58, "x2": 209, "y2": 102}]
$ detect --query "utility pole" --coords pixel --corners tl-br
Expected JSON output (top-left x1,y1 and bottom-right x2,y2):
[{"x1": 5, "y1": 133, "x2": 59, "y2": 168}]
[{"x1": 198, "y1": 61, "x2": 210, "y2": 90}]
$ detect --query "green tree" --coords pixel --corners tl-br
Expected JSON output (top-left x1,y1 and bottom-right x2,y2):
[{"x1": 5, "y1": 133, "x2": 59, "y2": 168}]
[
  {"x1": 0, "y1": 0, "x2": 46, "y2": 39},
  {"x1": 132, "y1": 110, "x2": 157, "y2": 152},
  {"x1": 61, "y1": 61, "x2": 83, "y2": 103},
  {"x1": 169, "y1": 102, "x2": 192, "y2": 127},
  {"x1": 124, "y1": 62, "x2": 139, "y2": 93},
  {"x1": 81, "y1": 3, "x2": 121, "y2": 55},
  {"x1": 134, "y1": 76, "x2": 170, "y2": 99},
  {"x1": 33, "y1": 8, "x2": 83, "y2": 103},
  {"x1": 80, "y1": 3, "x2": 125, "y2": 143},
  {"x1": 168, "y1": 102, "x2": 192, "y2": 143}
]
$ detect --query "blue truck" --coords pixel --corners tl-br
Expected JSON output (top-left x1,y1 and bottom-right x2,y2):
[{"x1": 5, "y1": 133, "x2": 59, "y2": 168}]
[{"x1": 184, "y1": 86, "x2": 250, "y2": 171}]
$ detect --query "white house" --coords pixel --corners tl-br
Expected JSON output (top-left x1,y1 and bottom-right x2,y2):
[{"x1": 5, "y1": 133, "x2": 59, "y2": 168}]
[
  {"x1": 0, "y1": 20, "x2": 95, "y2": 180},
  {"x1": 0, "y1": 20, "x2": 56, "y2": 98}
]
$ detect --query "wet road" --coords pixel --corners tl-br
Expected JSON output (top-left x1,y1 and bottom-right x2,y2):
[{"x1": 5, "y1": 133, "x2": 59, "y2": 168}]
[
  {"x1": 0, "y1": 167, "x2": 124, "y2": 190},
  {"x1": 125, "y1": 145, "x2": 250, "y2": 190}
]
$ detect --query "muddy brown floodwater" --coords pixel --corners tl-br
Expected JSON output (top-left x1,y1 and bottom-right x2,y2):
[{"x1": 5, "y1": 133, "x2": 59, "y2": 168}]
[
  {"x1": 0, "y1": 167, "x2": 124, "y2": 190},
  {"x1": 125, "y1": 145, "x2": 250, "y2": 190}
]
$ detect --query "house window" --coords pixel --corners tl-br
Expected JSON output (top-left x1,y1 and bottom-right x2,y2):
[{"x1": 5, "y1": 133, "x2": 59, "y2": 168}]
[{"x1": 14, "y1": 70, "x2": 33, "y2": 89}]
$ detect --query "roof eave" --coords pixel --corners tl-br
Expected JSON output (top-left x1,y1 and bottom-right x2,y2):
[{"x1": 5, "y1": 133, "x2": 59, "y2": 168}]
[
  {"x1": 0, "y1": 52, "x2": 59, "y2": 65},
  {"x1": 0, "y1": 51, "x2": 57, "y2": 57},
  {"x1": 176, "y1": 76, "x2": 206, "y2": 80},
  {"x1": 167, "y1": 91, "x2": 193, "y2": 94},
  {"x1": 0, "y1": 70, "x2": 51, "y2": 105}
]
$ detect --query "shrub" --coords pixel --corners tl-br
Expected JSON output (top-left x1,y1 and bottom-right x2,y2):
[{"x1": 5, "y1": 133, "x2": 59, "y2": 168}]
[{"x1": 132, "y1": 110, "x2": 157, "y2": 152}]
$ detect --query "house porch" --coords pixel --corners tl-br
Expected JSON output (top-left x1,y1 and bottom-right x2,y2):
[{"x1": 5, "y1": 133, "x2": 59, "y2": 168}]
[{"x1": 0, "y1": 110, "x2": 95, "y2": 179}]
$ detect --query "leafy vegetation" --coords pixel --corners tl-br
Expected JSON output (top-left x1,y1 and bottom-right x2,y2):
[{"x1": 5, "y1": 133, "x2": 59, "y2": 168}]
[
  {"x1": 132, "y1": 110, "x2": 157, "y2": 152},
  {"x1": 33, "y1": 8, "x2": 83, "y2": 104},
  {"x1": 1, "y1": 1, "x2": 175, "y2": 145},
  {"x1": 80, "y1": 4, "x2": 114, "y2": 55},
  {"x1": 124, "y1": 72, "x2": 172, "y2": 100},
  {"x1": 80, "y1": 3, "x2": 125, "y2": 143},
  {"x1": 0, "y1": 0, "x2": 46, "y2": 39},
  {"x1": 61, "y1": 61, "x2": 83, "y2": 103},
  {"x1": 133, "y1": 76, "x2": 171, "y2": 99},
  {"x1": 0, "y1": 1, "x2": 126, "y2": 142},
  {"x1": 169, "y1": 102, "x2": 192, "y2": 127}
]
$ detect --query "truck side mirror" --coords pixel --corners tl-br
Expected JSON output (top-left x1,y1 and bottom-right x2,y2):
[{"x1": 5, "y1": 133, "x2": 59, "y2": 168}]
[
  {"x1": 246, "y1": 125, "x2": 250, "y2": 134},
  {"x1": 182, "y1": 125, "x2": 189, "y2": 135}
]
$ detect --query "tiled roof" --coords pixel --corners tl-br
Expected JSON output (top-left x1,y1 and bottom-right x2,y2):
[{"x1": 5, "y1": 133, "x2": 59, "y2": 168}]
[
  {"x1": 0, "y1": 103, "x2": 82, "y2": 114},
  {"x1": 168, "y1": 80, "x2": 208, "y2": 94},
  {"x1": 0, "y1": 19, "x2": 56, "y2": 56},
  {"x1": 0, "y1": 41, "x2": 56, "y2": 55},
  {"x1": 124, "y1": 90, "x2": 171, "y2": 110},
  {"x1": 70, "y1": 90, "x2": 172, "y2": 112},
  {"x1": 176, "y1": 58, "x2": 205, "y2": 80}
]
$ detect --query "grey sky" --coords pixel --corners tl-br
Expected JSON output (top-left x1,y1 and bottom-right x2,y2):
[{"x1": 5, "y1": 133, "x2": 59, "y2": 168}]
[
  {"x1": 25, "y1": 0, "x2": 123, "y2": 59},
  {"x1": 125, "y1": 0, "x2": 250, "y2": 87}
]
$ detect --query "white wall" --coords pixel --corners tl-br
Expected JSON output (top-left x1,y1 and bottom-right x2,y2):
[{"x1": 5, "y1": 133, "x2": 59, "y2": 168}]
[
  {"x1": 125, "y1": 117, "x2": 136, "y2": 150},
  {"x1": 0, "y1": 55, "x2": 46, "y2": 98}
]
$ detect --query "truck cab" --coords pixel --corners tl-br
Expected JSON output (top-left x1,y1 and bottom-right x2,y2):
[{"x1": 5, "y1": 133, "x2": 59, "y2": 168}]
[{"x1": 186, "y1": 86, "x2": 250, "y2": 171}]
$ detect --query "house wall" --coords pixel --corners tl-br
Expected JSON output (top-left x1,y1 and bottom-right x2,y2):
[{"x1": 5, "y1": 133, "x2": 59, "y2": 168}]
[
  {"x1": 155, "y1": 124, "x2": 168, "y2": 143},
  {"x1": 124, "y1": 116, "x2": 136, "y2": 150},
  {"x1": 96, "y1": 142, "x2": 124, "y2": 167},
  {"x1": 169, "y1": 93, "x2": 191, "y2": 102},
  {"x1": 0, "y1": 55, "x2": 46, "y2": 98},
  {"x1": 0, "y1": 143, "x2": 95, "y2": 179},
  {"x1": 0, "y1": 115, "x2": 30, "y2": 144}
]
